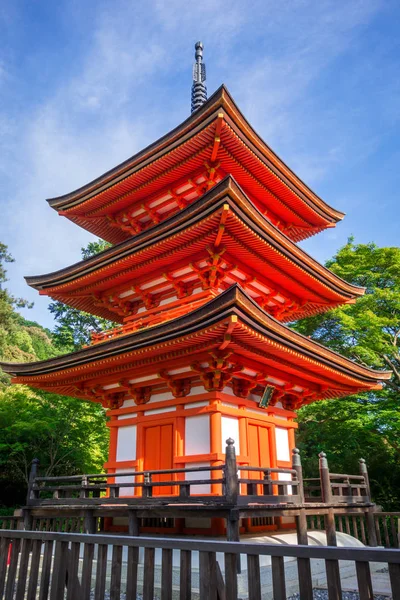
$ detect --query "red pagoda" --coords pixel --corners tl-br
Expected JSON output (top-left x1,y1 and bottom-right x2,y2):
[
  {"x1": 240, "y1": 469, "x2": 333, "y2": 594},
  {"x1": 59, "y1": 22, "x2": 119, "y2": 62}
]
[{"x1": 1, "y1": 43, "x2": 390, "y2": 535}]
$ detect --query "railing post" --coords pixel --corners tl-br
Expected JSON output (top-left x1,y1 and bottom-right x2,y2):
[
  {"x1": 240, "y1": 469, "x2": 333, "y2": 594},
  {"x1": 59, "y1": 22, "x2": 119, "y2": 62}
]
[
  {"x1": 359, "y1": 458, "x2": 371, "y2": 501},
  {"x1": 224, "y1": 438, "x2": 238, "y2": 505},
  {"x1": 319, "y1": 452, "x2": 332, "y2": 504},
  {"x1": 360, "y1": 459, "x2": 378, "y2": 547},
  {"x1": 292, "y1": 448, "x2": 304, "y2": 503},
  {"x1": 26, "y1": 458, "x2": 39, "y2": 504},
  {"x1": 319, "y1": 452, "x2": 337, "y2": 547}
]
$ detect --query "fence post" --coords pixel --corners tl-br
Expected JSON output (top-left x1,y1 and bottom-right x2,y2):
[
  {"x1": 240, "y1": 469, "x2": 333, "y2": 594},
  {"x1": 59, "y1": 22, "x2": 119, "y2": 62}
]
[
  {"x1": 26, "y1": 458, "x2": 39, "y2": 504},
  {"x1": 359, "y1": 458, "x2": 378, "y2": 546},
  {"x1": 292, "y1": 448, "x2": 304, "y2": 503},
  {"x1": 224, "y1": 438, "x2": 238, "y2": 505},
  {"x1": 359, "y1": 458, "x2": 371, "y2": 501},
  {"x1": 319, "y1": 452, "x2": 337, "y2": 546}
]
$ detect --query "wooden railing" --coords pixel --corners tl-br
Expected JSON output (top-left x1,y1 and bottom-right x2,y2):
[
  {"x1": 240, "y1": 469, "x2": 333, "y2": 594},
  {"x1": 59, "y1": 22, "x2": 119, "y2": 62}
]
[
  {"x1": 1, "y1": 529, "x2": 400, "y2": 600},
  {"x1": 26, "y1": 443, "x2": 371, "y2": 510}
]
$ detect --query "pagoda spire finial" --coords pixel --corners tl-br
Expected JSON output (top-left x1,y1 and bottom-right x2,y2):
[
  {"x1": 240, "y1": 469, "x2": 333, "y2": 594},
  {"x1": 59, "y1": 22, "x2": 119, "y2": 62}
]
[{"x1": 191, "y1": 41, "x2": 207, "y2": 113}]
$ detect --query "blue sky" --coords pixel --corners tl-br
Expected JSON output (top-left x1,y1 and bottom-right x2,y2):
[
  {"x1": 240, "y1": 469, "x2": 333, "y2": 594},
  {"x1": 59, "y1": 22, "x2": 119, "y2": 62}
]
[{"x1": 1, "y1": 0, "x2": 399, "y2": 329}]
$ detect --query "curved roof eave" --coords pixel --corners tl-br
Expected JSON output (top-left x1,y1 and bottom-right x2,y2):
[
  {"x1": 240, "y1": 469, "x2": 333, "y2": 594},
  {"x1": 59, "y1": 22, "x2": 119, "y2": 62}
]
[
  {"x1": 0, "y1": 285, "x2": 390, "y2": 383},
  {"x1": 27, "y1": 177, "x2": 363, "y2": 299},
  {"x1": 46, "y1": 85, "x2": 344, "y2": 223}
]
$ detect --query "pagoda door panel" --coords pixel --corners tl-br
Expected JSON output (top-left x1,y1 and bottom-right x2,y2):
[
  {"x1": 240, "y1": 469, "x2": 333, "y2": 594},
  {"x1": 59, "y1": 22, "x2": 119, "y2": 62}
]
[
  {"x1": 248, "y1": 423, "x2": 271, "y2": 495},
  {"x1": 143, "y1": 423, "x2": 174, "y2": 496}
]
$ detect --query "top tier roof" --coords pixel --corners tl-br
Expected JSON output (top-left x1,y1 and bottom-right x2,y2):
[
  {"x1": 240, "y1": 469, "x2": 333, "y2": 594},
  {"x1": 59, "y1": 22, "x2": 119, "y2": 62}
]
[{"x1": 48, "y1": 86, "x2": 344, "y2": 244}]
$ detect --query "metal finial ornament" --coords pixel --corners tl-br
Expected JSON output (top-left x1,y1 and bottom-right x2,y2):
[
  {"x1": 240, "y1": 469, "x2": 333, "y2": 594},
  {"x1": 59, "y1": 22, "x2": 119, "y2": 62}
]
[{"x1": 191, "y1": 41, "x2": 207, "y2": 113}]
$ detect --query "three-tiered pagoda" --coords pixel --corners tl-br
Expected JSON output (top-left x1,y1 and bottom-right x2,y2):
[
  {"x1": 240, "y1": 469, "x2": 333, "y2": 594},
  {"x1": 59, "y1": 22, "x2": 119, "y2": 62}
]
[{"x1": 1, "y1": 43, "x2": 390, "y2": 534}]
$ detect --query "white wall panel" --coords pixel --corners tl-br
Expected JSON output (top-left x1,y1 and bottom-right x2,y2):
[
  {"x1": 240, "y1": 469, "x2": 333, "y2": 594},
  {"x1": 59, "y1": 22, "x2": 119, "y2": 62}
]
[
  {"x1": 185, "y1": 415, "x2": 210, "y2": 455},
  {"x1": 278, "y1": 471, "x2": 292, "y2": 495},
  {"x1": 275, "y1": 427, "x2": 290, "y2": 462},
  {"x1": 185, "y1": 462, "x2": 210, "y2": 494},
  {"x1": 115, "y1": 469, "x2": 135, "y2": 497},
  {"x1": 221, "y1": 416, "x2": 240, "y2": 454},
  {"x1": 116, "y1": 425, "x2": 137, "y2": 462}
]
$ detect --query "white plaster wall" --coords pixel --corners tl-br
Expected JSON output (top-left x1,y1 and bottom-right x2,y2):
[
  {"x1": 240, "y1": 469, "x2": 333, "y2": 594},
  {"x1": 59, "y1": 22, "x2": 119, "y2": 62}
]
[
  {"x1": 221, "y1": 416, "x2": 240, "y2": 455},
  {"x1": 115, "y1": 469, "x2": 135, "y2": 497},
  {"x1": 116, "y1": 425, "x2": 137, "y2": 462},
  {"x1": 278, "y1": 471, "x2": 292, "y2": 495},
  {"x1": 184, "y1": 401, "x2": 209, "y2": 409},
  {"x1": 184, "y1": 462, "x2": 211, "y2": 494},
  {"x1": 148, "y1": 391, "x2": 175, "y2": 403},
  {"x1": 144, "y1": 406, "x2": 175, "y2": 416},
  {"x1": 185, "y1": 415, "x2": 210, "y2": 455},
  {"x1": 275, "y1": 427, "x2": 290, "y2": 462}
]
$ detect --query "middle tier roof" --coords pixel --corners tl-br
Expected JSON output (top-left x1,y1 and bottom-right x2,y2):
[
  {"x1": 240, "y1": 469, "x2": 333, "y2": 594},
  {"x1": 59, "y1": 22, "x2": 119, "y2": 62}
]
[{"x1": 27, "y1": 176, "x2": 364, "y2": 324}]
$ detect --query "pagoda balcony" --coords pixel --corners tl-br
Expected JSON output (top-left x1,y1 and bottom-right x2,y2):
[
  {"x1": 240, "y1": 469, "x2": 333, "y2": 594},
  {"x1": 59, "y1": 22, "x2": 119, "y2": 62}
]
[{"x1": 23, "y1": 443, "x2": 376, "y2": 542}]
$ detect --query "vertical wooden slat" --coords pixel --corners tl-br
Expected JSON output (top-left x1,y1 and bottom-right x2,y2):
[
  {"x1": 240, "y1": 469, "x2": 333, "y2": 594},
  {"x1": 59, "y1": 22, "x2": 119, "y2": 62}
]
[
  {"x1": 94, "y1": 543, "x2": 108, "y2": 600},
  {"x1": 325, "y1": 559, "x2": 342, "y2": 600},
  {"x1": 383, "y1": 518, "x2": 391, "y2": 547},
  {"x1": 161, "y1": 548, "x2": 173, "y2": 600},
  {"x1": 271, "y1": 555, "x2": 286, "y2": 600},
  {"x1": 297, "y1": 556, "x2": 313, "y2": 600},
  {"x1": 39, "y1": 540, "x2": 54, "y2": 600},
  {"x1": 50, "y1": 540, "x2": 68, "y2": 600},
  {"x1": 345, "y1": 516, "x2": 351, "y2": 535},
  {"x1": 388, "y1": 562, "x2": 400, "y2": 600},
  {"x1": 27, "y1": 539, "x2": 42, "y2": 600},
  {"x1": 0, "y1": 537, "x2": 10, "y2": 598},
  {"x1": 337, "y1": 516, "x2": 343, "y2": 533},
  {"x1": 216, "y1": 560, "x2": 226, "y2": 600},
  {"x1": 375, "y1": 516, "x2": 382, "y2": 546},
  {"x1": 200, "y1": 551, "x2": 218, "y2": 600},
  {"x1": 224, "y1": 552, "x2": 238, "y2": 600},
  {"x1": 5, "y1": 537, "x2": 21, "y2": 600},
  {"x1": 66, "y1": 541, "x2": 82, "y2": 600},
  {"x1": 247, "y1": 554, "x2": 261, "y2": 600},
  {"x1": 208, "y1": 552, "x2": 218, "y2": 600},
  {"x1": 15, "y1": 538, "x2": 31, "y2": 600},
  {"x1": 179, "y1": 549, "x2": 191, "y2": 600},
  {"x1": 390, "y1": 516, "x2": 397, "y2": 548},
  {"x1": 360, "y1": 516, "x2": 367, "y2": 545},
  {"x1": 356, "y1": 561, "x2": 373, "y2": 600},
  {"x1": 110, "y1": 544, "x2": 123, "y2": 600},
  {"x1": 352, "y1": 516, "x2": 358, "y2": 540},
  {"x1": 143, "y1": 547, "x2": 155, "y2": 600},
  {"x1": 81, "y1": 541, "x2": 95, "y2": 600},
  {"x1": 126, "y1": 546, "x2": 139, "y2": 600}
]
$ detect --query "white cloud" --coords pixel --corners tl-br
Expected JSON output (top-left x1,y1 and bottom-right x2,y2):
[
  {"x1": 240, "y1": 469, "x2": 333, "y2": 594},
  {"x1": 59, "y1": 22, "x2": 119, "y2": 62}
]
[{"x1": 0, "y1": 0, "x2": 397, "y2": 330}]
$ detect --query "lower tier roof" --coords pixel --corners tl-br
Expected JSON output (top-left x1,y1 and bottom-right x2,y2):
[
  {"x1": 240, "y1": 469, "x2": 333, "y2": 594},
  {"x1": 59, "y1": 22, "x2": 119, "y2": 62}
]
[
  {"x1": 25, "y1": 176, "x2": 363, "y2": 323},
  {"x1": 0, "y1": 285, "x2": 390, "y2": 409}
]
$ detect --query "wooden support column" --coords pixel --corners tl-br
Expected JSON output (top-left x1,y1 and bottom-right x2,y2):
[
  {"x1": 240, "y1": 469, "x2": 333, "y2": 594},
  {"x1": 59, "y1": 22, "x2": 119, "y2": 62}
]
[
  {"x1": 84, "y1": 510, "x2": 97, "y2": 534},
  {"x1": 128, "y1": 511, "x2": 140, "y2": 536}
]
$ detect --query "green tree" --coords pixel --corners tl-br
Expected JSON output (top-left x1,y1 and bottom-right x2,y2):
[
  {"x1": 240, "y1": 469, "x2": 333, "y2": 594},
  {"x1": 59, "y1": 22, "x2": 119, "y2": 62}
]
[
  {"x1": 0, "y1": 242, "x2": 109, "y2": 507},
  {"x1": 295, "y1": 239, "x2": 400, "y2": 509},
  {"x1": 49, "y1": 239, "x2": 114, "y2": 350},
  {"x1": 0, "y1": 385, "x2": 108, "y2": 506}
]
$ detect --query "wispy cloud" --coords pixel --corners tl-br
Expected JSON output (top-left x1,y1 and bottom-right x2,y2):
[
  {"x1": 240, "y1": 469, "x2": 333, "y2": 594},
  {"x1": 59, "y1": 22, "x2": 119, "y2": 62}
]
[{"x1": 0, "y1": 0, "x2": 398, "y2": 328}]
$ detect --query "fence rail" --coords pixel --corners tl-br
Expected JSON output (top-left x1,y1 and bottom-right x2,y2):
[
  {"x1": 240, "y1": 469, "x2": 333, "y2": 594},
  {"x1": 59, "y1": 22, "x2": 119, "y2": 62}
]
[
  {"x1": 26, "y1": 443, "x2": 371, "y2": 512},
  {"x1": 1, "y1": 529, "x2": 400, "y2": 600}
]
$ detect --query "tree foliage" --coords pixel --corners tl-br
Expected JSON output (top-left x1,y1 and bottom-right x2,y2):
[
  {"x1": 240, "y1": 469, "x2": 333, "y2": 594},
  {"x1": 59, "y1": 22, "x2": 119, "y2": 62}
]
[
  {"x1": 0, "y1": 243, "x2": 109, "y2": 508},
  {"x1": 49, "y1": 239, "x2": 114, "y2": 350},
  {"x1": 295, "y1": 239, "x2": 400, "y2": 509}
]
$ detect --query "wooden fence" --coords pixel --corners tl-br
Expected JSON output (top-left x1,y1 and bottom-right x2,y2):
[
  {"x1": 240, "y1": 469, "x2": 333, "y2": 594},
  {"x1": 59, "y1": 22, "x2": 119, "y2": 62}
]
[
  {"x1": 26, "y1": 444, "x2": 370, "y2": 509},
  {"x1": 1, "y1": 529, "x2": 400, "y2": 600}
]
